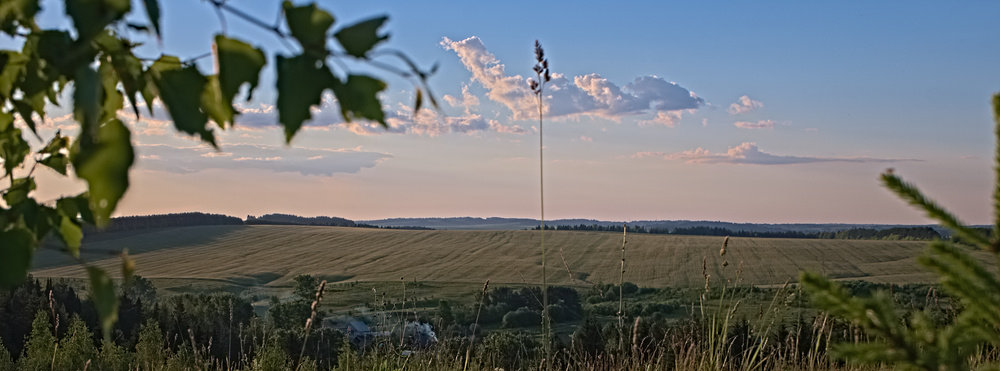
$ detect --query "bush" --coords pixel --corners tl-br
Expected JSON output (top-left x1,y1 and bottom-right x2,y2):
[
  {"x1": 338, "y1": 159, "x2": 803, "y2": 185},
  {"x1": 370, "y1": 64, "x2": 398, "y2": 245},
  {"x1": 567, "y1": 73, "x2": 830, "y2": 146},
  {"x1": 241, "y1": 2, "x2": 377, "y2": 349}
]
[
  {"x1": 476, "y1": 331, "x2": 538, "y2": 370},
  {"x1": 252, "y1": 339, "x2": 288, "y2": 371},
  {"x1": 501, "y1": 307, "x2": 541, "y2": 328}
]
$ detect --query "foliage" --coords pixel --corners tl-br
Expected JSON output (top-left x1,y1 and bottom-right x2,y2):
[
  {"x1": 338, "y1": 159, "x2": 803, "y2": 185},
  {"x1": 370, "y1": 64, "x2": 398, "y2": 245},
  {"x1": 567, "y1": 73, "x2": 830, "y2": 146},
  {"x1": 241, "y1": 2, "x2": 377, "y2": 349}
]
[
  {"x1": 0, "y1": 340, "x2": 12, "y2": 371},
  {"x1": 54, "y1": 316, "x2": 97, "y2": 370},
  {"x1": 476, "y1": 331, "x2": 539, "y2": 370},
  {"x1": 134, "y1": 320, "x2": 165, "y2": 370},
  {"x1": 0, "y1": 0, "x2": 435, "y2": 342},
  {"x1": 96, "y1": 339, "x2": 132, "y2": 371},
  {"x1": 800, "y1": 93, "x2": 1000, "y2": 371},
  {"x1": 17, "y1": 310, "x2": 55, "y2": 371},
  {"x1": 251, "y1": 339, "x2": 289, "y2": 371}
]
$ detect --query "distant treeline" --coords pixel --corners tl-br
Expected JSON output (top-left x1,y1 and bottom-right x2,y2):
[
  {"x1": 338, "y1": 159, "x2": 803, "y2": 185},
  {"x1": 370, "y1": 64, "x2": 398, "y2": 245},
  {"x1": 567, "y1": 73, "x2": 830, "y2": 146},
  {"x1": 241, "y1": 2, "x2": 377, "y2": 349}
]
[
  {"x1": 245, "y1": 213, "x2": 356, "y2": 227},
  {"x1": 355, "y1": 224, "x2": 435, "y2": 230},
  {"x1": 534, "y1": 224, "x2": 943, "y2": 241},
  {"x1": 81, "y1": 212, "x2": 436, "y2": 234},
  {"x1": 83, "y1": 212, "x2": 243, "y2": 234}
]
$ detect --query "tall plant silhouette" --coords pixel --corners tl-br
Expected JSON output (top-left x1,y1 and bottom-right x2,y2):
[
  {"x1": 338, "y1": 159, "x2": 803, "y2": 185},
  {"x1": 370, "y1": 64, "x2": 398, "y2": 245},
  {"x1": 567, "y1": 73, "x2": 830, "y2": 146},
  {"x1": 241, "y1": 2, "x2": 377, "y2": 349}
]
[
  {"x1": 801, "y1": 94, "x2": 1000, "y2": 370},
  {"x1": 528, "y1": 40, "x2": 553, "y2": 362}
]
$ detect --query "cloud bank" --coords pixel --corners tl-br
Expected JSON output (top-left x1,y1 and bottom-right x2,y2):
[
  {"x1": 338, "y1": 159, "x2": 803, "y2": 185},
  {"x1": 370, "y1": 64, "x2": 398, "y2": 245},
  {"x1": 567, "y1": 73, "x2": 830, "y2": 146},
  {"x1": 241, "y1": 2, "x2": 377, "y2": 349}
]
[
  {"x1": 135, "y1": 144, "x2": 391, "y2": 176},
  {"x1": 633, "y1": 142, "x2": 918, "y2": 165},
  {"x1": 440, "y1": 36, "x2": 704, "y2": 124}
]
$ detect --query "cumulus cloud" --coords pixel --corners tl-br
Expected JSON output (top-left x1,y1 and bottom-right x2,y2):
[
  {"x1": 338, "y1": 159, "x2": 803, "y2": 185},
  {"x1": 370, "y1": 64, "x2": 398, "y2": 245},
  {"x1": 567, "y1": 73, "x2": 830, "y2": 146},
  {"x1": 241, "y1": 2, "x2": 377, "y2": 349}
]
[
  {"x1": 633, "y1": 142, "x2": 919, "y2": 165},
  {"x1": 728, "y1": 95, "x2": 763, "y2": 115},
  {"x1": 135, "y1": 143, "x2": 390, "y2": 176},
  {"x1": 733, "y1": 120, "x2": 775, "y2": 129},
  {"x1": 441, "y1": 36, "x2": 704, "y2": 123}
]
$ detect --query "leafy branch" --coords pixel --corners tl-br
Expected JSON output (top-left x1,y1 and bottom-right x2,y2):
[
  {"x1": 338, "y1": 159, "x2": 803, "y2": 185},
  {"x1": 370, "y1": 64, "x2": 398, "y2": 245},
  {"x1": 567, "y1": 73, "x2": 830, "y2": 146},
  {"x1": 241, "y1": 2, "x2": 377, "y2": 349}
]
[
  {"x1": 0, "y1": 0, "x2": 435, "y2": 341},
  {"x1": 801, "y1": 93, "x2": 1000, "y2": 371}
]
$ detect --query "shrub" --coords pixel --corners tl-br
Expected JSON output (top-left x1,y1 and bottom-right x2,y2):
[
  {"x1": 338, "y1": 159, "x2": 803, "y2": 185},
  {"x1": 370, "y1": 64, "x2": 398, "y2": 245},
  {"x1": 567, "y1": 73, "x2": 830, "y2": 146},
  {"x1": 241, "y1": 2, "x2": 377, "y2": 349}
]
[
  {"x1": 476, "y1": 331, "x2": 539, "y2": 370},
  {"x1": 501, "y1": 307, "x2": 541, "y2": 328}
]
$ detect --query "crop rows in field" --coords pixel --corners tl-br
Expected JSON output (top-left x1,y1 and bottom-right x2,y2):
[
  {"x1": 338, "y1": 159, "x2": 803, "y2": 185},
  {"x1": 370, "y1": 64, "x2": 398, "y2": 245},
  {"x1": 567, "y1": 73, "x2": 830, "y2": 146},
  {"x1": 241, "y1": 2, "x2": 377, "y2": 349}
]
[{"x1": 32, "y1": 225, "x2": 981, "y2": 289}]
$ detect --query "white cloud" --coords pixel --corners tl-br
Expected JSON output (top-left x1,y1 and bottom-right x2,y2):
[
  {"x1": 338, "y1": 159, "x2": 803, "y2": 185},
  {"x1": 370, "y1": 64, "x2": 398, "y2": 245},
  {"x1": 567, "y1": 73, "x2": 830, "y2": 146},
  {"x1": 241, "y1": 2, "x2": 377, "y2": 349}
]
[
  {"x1": 441, "y1": 36, "x2": 704, "y2": 124},
  {"x1": 728, "y1": 95, "x2": 763, "y2": 115},
  {"x1": 135, "y1": 143, "x2": 391, "y2": 176},
  {"x1": 733, "y1": 120, "x2": 775, "y2": 129},
  {"x1": 633, "y1": 142, "x2": 919, "y2": 165},
  {"x1": 443, "y1": 85, "x2": 481, "y2": 115}
]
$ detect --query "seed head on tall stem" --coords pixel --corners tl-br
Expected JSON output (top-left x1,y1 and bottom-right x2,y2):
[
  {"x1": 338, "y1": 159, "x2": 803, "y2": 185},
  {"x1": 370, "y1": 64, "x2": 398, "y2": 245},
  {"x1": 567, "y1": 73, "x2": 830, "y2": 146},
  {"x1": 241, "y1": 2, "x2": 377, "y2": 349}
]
[{"x1": 528, "y1": 39, "x2": 552, "y2": 365}]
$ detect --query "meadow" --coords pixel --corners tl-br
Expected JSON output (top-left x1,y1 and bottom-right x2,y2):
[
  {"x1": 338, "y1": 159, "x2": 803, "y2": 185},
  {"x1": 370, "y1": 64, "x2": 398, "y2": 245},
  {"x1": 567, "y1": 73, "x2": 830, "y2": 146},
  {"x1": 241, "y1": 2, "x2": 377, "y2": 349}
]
[{"x1": 29, "y1": 225, "x2": 973, "y2": 297}]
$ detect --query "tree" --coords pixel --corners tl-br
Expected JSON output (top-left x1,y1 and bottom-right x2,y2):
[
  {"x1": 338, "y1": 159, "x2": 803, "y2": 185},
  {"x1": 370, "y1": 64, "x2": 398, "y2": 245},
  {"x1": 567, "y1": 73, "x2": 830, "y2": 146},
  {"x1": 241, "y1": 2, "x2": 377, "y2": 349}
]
[
  {"x1": 801, "y1": 94, "x2": 1000, "y2": 370},
  {"x1": 17, "y1": 310, "x2": 55, "y2": 371},
  {"x1": 292, "y1": 274, "x2": 319, "y2": 301},
  {"x1": 134, "y1": 320, "x2": 165, "y2": 370},
  {"x1": 54, "y1": 316, "x2": 97, "y2": 371},
  {"x1": 0, "y1": 0, "x2": 435, "y2": 341},
  {"x1": 0, "y1": 340, "x2": 13, "y2": 371}
]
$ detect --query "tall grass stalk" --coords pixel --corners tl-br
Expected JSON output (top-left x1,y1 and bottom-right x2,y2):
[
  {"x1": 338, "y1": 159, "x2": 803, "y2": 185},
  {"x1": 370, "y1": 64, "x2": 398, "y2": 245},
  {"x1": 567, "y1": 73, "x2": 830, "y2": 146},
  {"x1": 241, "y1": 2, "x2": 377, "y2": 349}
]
[
  {"x1": 463, "y1": 280, "x2": 488, "y2": 371},
  {"x1": 618, "y1": 223, "x2": 627, "y2": 352},
  {"x1": 296, "y1": 279, "x2": 326, "y2": 370},
  {"x1": 529, "y1": 40, "x2": 552, "y2": 363}
]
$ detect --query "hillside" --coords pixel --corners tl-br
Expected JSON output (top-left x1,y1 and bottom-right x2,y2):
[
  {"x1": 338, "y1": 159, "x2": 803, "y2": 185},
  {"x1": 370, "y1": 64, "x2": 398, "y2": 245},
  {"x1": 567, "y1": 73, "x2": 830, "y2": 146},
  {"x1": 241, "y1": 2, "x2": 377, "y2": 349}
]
[{"x1": 30, "y1": 225, "x2": 991, "y2": 290}]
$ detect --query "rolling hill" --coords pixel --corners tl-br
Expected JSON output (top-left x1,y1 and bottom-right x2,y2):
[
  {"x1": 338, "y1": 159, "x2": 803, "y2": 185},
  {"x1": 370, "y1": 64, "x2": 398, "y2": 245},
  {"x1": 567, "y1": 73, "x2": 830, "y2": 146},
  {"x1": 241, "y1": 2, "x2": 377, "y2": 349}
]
[{"x1": 30, "y1": 225, "x2": 988, "y2": 291}]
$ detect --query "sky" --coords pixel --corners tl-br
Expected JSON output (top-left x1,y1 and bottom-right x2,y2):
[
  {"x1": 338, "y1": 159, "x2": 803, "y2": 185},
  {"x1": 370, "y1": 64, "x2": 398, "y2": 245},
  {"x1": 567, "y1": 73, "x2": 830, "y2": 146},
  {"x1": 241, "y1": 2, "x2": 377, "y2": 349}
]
[{"x1": 15, "y1": 1, "x2": 1000, "y2": 224}]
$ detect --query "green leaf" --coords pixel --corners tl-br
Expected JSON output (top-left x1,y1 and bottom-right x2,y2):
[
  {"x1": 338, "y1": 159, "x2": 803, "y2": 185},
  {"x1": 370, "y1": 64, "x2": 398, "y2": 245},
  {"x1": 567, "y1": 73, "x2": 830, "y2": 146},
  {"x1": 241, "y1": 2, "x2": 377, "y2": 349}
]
[
  {"x1": 71, "y1": 119, "x2": 134, "y2": 227},
  {"x1": 98, "y1": 61, "x2": 124, "y2": 123},
  {"x1": 3, "y1": 177, "x2": 35, "y2": 205},
  {"x1": 97, "y1": 32, "x2": 146, "y2": 118},
  {"x1": 334, "y1": 16, "x2": 389, "y2": 59},
  {"x1": 65, "y1": 0, "x2": 131, "y2": 41},
  {"x1": 142, "y1": 0, "x2": 160, "y2": 37},
  {"x1": 0, "y1": 227, "x2": 34, "y2": 288},
  {"x1": 12, "y1": 100, "x2": 38, "y2": 136},
  {"x1": 215, "y1": 35, "x2": 266, "y2": 103},
  {"x1": 87, "y1": 266, "x2": 119, "y2": 341},
  {"x1": 121, "y1": 249, "x2": 135, "y2": 282},
  {"x1": 39, "y1": 154, "x2": 68, "y2": 175},
  {"x1": 57, "y1": 194, "x2": 95, "y2": 225},
  {"x1": 282, "y1": 1, "x2": 334, "y2": 54},
  {"x1": 276, "y1": 54, "x2": 333, "y2": 142},
  {"x1": 30, "y1": 30, "x2": 80, "y2": 78},
  {"x1": 0, "y1": 0, "x2": 40, "y2": 36},
  {"x1": 154, "y1": 65, "x2": 216, "y2": 146},
  {"x1": 73, "y1": 66, "x2": 101, "y2": 138},
  {"x1": 200, "y1": 75, "x2": 231, "y2": 128},
  {"x1": 0, "y1": 51, "x2": 27, "y2": 99},
  {"x1": 39, "y1": 131, "x2": 70, "y2": 175},
  {"x1": 414, "y1": 89, "x2": 423, "y2": 113},
  {"x1": 57, "y1": 215, "x2": 82, "y2": 257},
  {"x1": 331, "y1": 74, "x2": 386, "y2": 126},
  {"x1": 0, "y1": 124, "x2": 29, "y2": 175}
]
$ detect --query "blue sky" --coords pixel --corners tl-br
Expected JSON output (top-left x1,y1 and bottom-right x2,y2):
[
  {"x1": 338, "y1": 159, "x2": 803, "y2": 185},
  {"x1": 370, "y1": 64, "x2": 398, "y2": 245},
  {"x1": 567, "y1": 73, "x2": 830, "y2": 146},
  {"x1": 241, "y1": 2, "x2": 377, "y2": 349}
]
[{"x1": 18, "y1": 1, "x2": 1000, "y2": 223}]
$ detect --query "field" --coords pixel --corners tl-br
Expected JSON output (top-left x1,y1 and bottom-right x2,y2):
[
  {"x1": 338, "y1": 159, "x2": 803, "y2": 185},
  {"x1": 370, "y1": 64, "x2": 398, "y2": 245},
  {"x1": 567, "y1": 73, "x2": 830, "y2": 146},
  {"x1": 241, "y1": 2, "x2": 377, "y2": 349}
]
[{"x1": 31, "y1": 225, "x2": 988, "y2": 297}]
